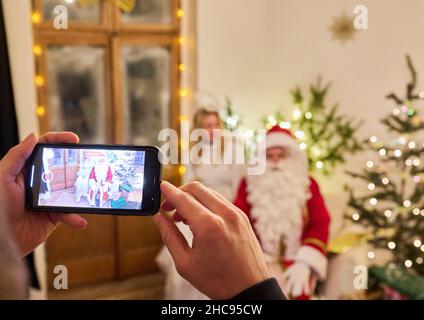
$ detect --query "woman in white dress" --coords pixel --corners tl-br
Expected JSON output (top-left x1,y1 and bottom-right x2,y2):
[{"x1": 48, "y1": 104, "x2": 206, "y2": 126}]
[{"x1": 156, "y1": 108, "x2": 246, "y2": 300}]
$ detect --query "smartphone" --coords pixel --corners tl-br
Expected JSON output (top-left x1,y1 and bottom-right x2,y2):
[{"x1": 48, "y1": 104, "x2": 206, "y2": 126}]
[{"x1": 25, "y1": 143, "x2": 162, "y2": 216}]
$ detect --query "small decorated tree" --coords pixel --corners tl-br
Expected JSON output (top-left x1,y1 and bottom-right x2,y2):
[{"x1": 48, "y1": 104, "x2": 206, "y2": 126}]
[{"x1": 220, "y1": 97, "x2": 242, "y2": 132}]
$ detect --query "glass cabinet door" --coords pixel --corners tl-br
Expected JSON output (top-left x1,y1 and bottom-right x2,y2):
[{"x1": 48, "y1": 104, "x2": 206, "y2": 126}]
[
  {"x1": 46, "y1": 45, "x2": 108, "y2": 143},
  {"x1": 114, "y1": 0, "x2": 177, "y2": 31},
  {"x1": 120, "y1": 0, "x2": 172, "y2": 24},
  {"x1": 120, "y1": 45, "x2": 171, "y2": 145},
  {"x1": 35, "y1": 0, "x2": 109, "y2": 30},
  {"x1": 41, "y1": 0, "x2": 101, "y2": 22}
]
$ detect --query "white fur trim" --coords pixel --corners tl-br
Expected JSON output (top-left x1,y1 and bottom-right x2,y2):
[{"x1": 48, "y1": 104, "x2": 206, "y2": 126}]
[
  {"x1": 260, "y1": 132, "x2": 299, "y2": 154},
  {"x1": 295, "y1": 245, "x2": 328, "y2": 280}
]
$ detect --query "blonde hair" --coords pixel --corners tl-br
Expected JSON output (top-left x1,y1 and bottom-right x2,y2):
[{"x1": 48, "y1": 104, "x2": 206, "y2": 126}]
[
  {"x1": 191, "y1": 108, "x2": 224, "y2": 165},
  {"x1": 193, "y1": 108, "x2": 221, "y2": 129}
]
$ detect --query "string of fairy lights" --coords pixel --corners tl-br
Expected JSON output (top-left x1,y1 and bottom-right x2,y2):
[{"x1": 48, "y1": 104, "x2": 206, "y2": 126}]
[{"x1": 351, "y1": 95, "x2": 424, "y2": 268}]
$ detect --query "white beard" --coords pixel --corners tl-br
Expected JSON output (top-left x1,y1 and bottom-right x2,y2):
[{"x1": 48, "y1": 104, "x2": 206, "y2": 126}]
[
  {"x1": 247, "y1": 154, "x2": 310, "y2": 258},
  {"x1": 95, "y1": 164, "x2": 109, "y2": 184}
]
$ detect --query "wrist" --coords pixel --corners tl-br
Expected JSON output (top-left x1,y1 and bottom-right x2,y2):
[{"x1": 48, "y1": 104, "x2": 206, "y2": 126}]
[
  {"x1": 230, "y1": 277, "x2": 286, "y2": 300},
  {"x1": 216, "y1": 269, "x2": 271, "y2": 300}
]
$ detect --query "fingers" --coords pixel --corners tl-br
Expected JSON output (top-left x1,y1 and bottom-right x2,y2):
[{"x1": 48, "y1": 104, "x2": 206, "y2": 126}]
[
  {"x1": 160, "y1": 200, "x2": 186, "y2": 223},
  {"x1": 153, "y1": 211, "x2": 190, "y2": 267},
  {"x1": 161, "y1": 199, "x2": 175, "y2": 212},
  {"x1": 292, "y1": 278, "x2": 303, "y2": 297},
  {"x1": 160, "y1": 181, "x2": 210, "y2": 224},
  {"x1": 304, "y1": 280, "x2": 311, "y2": 296},
  {"x1": 58, "y1": 214, "x2": 88, "y2": 229},
  {"x1": 0, "y1": 133, "x2": 38, "y2": 183},
  {"x1": 172, "y1": 213, "x2": 186, "y2": 223},
  {"x1": 282, "y1": 272, "x2": 294, "y2": 297},
  {"x1": 0, "y1": 131, "x2": 80, "y2": 184},
  {"x1": 161, "y1": 181, "x2": 239, "y2": 223},
  {"x1": 180, "y1": 182, "x2": 238, "y2": 220},
  {"x1": 282, "y1": 266, "x2": 310, "y2": 298},
  {"x1": 48, "y1": 213, "x2": 88, "y2": 229},
  {"x1": 39, "y1": 131, "x2": 80, "y2": 144}
]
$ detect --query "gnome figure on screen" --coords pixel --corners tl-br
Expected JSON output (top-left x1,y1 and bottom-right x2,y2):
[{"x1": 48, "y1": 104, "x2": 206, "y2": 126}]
[
  {"x1": 234, "y1": 125, "x2": 330, "y2": 299},
  {"x1": 88, "y1": 155, "x2": 113, "y2": 208}
]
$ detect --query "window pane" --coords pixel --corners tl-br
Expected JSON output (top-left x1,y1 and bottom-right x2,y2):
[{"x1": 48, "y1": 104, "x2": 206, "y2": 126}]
[
  {"x1": 41, "y1": 0, "x2": 101, "y2": 23},
  {"x1": 46, "y1": 45, "x2": 107, "y2": 143},
  {"x1": 120, "y1": 45, "x2": 170, "y2": 145},
  {"x1": 121, "y1": 0, "x2": 172, "y2": 24}
]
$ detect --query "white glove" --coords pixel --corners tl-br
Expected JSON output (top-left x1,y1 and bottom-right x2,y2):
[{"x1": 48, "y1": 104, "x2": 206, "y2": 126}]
[{"x1": 282, "y1": 262, "x2": 311, "y2": 298}]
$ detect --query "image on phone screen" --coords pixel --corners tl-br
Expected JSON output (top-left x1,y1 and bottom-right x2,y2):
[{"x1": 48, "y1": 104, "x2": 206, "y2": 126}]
[{"x1": 37, "y1": 147, "x2": 146, "y2": 210}]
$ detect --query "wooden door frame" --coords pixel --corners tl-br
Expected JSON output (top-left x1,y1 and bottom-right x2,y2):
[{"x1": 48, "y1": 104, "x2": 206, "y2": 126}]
[
  {"x1": 111, "y1": 34, "x2": 180, "y2": 278},
  {"x1": 32, "y1": 0, "x2": 186, "y2": 287}
]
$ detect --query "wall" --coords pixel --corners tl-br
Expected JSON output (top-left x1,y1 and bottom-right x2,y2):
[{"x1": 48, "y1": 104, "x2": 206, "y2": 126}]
[
  {"x1": 197, "y1": 0, "x2": 424, "y2": 236},
  {"x1": 2, "y1": 0, "x2": 46, "y2": 300}
]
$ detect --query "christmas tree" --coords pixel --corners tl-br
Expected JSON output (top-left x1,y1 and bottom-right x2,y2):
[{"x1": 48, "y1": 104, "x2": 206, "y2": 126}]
[
  {"x1": 220, "y1": 97, "x2": 242, "y2": 132},
  {"x1": 263, "y1": 78, "x2": 363, "y2": 174},
  {"x1": 346, "y1": 55, "x2": 424, "y2": 275}
]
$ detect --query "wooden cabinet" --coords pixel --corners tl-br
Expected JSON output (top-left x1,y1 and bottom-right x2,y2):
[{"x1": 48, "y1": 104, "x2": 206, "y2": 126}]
[{"x1": 32, "y1": 0, "x2": 181, "y2": 289}]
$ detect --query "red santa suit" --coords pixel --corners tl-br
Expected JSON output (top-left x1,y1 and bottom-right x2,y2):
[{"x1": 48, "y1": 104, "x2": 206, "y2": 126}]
[
  {"x1": 87, "y1": 157, "x2": 113, "y2": 207},
  {"x1": 234, "y1": 125, "x2": 330, "y2": 299}
]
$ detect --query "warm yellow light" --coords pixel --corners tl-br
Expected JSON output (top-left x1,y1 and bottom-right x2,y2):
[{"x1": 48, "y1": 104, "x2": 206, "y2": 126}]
[
  {"x1": 33, "y1": 45, "x2": 43, "y2": 56},
  {"x1": 292, "y1": 109, "x2": 301, "y2": 120},
  {"x1": 178, "y1": 37, "x2": 186, "y2": 45},
  {"x1": 32, "y1": 11, "x2": 41, "y2": 24},
  {"x1": 176, "y1": 9, "x2": 185, "y2": 18},
  {"x1": 267, "y1": 115, "x2": 277, "y2": 126},
  {"x1": 179, "y1": 64, "x2": 186, "y2": 72},
  {"x1": 180, "y1": 140, "x2": 189, "y2": 150},
  {"x1": 179, "y1": 115, "x2": 188, "y2": 122},
  {"x1": 179, "y1": 89, "x2": 189, "y2": 97},
  {"x1": 35, "y1": 75, "x2": 45, "y2": 87},
  {"x1": 36, "y1": 105, "x2": 45, "y2": 117},
  {"x1": 179, "y1": 165, "x2": 186, "y2": 175}
]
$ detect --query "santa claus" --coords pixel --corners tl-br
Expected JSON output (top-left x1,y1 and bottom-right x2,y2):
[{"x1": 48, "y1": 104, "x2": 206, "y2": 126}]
[
  {"x1": 87, "y1": 156, "x2": 113, "y2": 208},
  {"x1": 234, "y1": 125, "x2": 330, "y2": 299}
]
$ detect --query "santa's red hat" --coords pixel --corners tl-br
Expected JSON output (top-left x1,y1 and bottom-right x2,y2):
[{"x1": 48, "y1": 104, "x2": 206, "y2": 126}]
[{"x1": 262, "y1": 125, "x2": 299, "y2": 152}]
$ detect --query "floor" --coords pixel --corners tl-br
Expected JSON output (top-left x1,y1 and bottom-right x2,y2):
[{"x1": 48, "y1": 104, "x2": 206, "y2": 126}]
[
  {"x1": 40, "y1": 187, "x2": 92, "y2": 208},
  {"x1": 48, "y1": 273, "x2": 165, "y2": 300},
  {"x1": 40, "y1": 187, "x2": 142, "y2": 210}
]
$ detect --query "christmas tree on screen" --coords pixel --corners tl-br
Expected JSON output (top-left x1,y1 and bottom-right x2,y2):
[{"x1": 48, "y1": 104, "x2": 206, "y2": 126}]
[{"x1": 346, "y1": 55, "x2": 424, "y2": 275}]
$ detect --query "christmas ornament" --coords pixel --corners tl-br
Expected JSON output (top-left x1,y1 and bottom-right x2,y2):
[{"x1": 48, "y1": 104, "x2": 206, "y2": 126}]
[{"x1": 329, "y1": 12, "x2": 357, "y2": 44}]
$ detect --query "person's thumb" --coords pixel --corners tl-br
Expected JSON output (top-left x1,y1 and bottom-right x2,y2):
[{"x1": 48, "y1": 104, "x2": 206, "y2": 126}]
[
  {"x1": 153, "y1": 212, "x2": 190, "y2": 272},
  {"x1": 0, "y1": 133, "x2": 38, "y2": 182}
]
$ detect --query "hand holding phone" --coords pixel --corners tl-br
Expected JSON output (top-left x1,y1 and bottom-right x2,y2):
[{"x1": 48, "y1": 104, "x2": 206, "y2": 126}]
[
  {"x1": 0, "y1": 132, "x2": 87, "y2": 257},
  {"x1": 25, "y1": 143, "x2": 162, "y2": 216}
]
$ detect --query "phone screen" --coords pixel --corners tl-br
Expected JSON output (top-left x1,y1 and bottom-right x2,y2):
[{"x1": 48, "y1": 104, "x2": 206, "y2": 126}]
[{"x1": 26, "y1": 144, "x2": 161, "y2": 215}]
